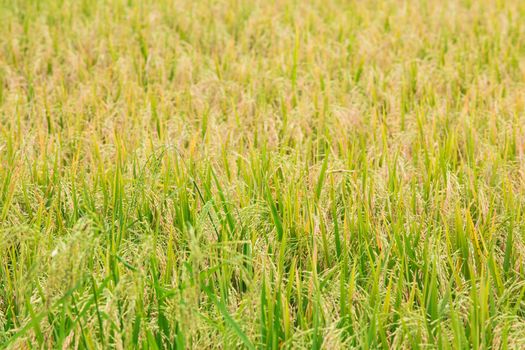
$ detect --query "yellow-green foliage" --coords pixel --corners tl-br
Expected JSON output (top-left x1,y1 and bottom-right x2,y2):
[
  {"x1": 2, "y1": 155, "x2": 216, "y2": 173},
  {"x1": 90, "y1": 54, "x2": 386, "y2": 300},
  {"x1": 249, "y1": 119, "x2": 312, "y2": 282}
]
[{"x1": 1, "y1": 0, "x2": 525, "y2": 348}]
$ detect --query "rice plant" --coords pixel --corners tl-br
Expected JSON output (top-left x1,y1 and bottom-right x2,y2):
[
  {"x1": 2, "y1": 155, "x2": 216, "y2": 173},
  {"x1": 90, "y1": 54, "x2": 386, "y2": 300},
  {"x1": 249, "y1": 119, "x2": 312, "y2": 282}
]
[{"x1": 1, "y1": 0, "x2": 525, "y2": 348}]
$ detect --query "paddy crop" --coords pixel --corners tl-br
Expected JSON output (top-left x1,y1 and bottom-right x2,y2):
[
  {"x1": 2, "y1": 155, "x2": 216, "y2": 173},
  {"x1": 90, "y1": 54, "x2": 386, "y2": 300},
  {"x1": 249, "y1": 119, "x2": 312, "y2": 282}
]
[{"x1": 1, "y1": 0, "x2": 525, "y2": 348}]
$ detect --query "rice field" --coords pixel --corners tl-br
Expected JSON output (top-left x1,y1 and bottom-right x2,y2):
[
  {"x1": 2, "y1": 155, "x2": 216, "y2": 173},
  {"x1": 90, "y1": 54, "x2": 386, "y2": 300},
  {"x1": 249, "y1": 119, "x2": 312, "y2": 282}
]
[{"x1": 1, "y1": 0, "x2": 525, "y2": 348}]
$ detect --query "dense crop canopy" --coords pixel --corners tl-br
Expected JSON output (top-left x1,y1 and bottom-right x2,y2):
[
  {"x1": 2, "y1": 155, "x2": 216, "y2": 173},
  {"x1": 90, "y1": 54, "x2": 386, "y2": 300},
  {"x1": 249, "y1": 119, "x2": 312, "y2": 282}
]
[{"x1": 1, "y1": 0, "x2": 525, "y2": 348}]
